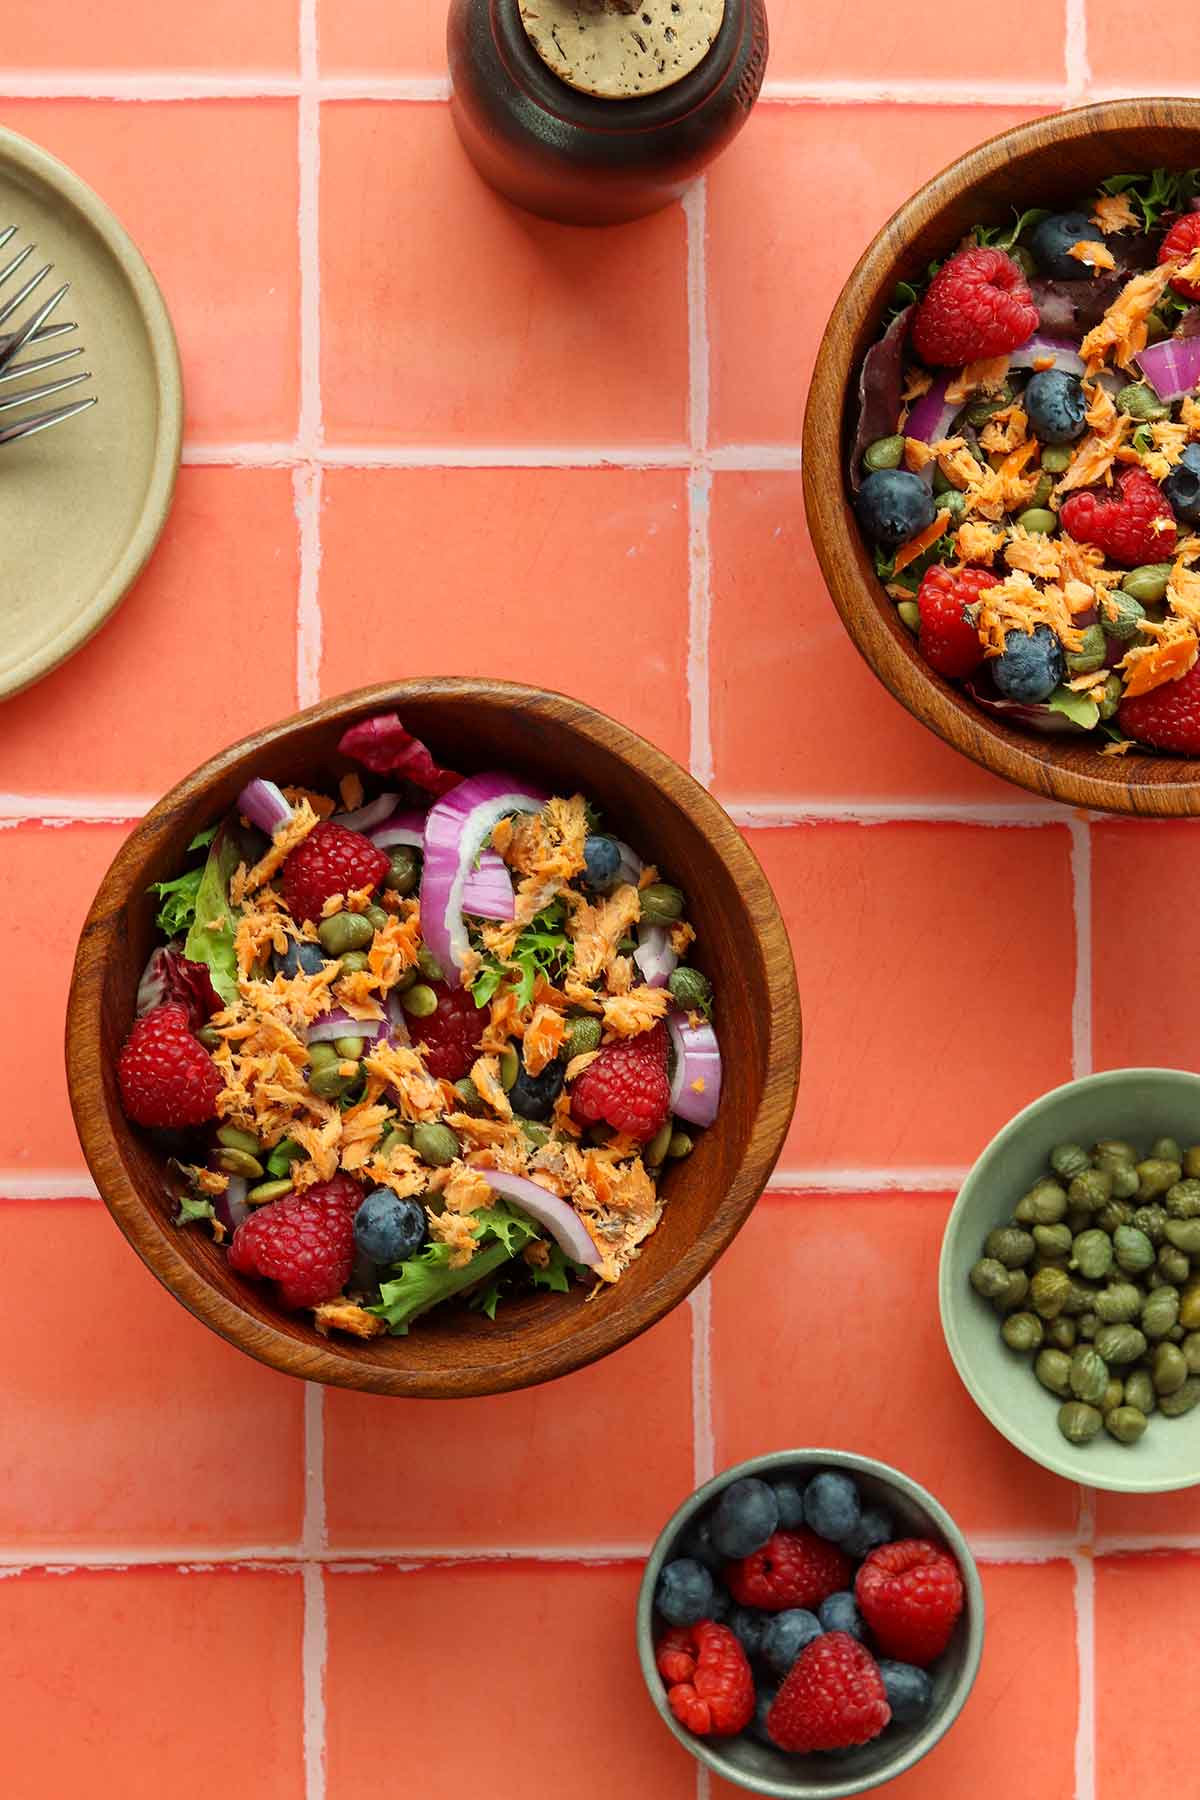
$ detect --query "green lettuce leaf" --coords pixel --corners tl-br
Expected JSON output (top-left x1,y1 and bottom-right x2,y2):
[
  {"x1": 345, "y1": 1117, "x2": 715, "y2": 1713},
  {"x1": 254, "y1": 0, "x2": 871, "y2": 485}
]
[
  {"x1": 1048, "y1": 685, "x2": 1100, "y2": 731},
  {"x1": 1100, "y1": 168, "x2": 1200, "y2": 233},
  {"x1": 973, "y1": 206, "x2": 1050, "y2": 253},
  {"x1": 184, "y1": 826, "x2": 242, "y2": 1006},
  {"x1": 266, "y1": 1137, "x2": 305, "y2": 1178},
  {"x1": 149, "y1": 865, "x2": 206, "y2": 937},
  {"x1": 369, "y1": 1203, "x2": 539, "y2": 1335},
  {"x1": 469, "y1": 1270, "x2": 511, "y2": 1320},
  {"x1": 528, "y1": 1242, "x2": 585, "y2": 1295},
  {"x1": 188, "y1": 825, "x2": 218, "y2": 853},
  {"x1": 470, "y1": 901, "x2": 574, "y2": 1012}
]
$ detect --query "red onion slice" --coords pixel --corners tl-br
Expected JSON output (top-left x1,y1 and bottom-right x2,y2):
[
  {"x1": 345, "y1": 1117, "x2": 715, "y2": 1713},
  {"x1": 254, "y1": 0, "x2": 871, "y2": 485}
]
[
  {"x1": 237, "y1": 778, "x2": 293, "y2": 836},
  {"x1": 385, "y1": 989, "x2": 412, "y2": 1048},
  {"x1": 475, "y1": 1170, "x2": 600, "y2": 1267},
  {"x1": 306, "y1": 1010, "x2": 388, "y2": 1046},
  {"x1": 421, "y1": 773, "x2": 549, "y2": 985},
  {"x1": 462, "y1": 851, "x2": 516, "y2": 921},
  {"x1": 904, "y1": 374, "x2": 957, "y2": 446},
  {"x1": 634, "y1": 925, "x2": 677, "y2": 989},
  {"x1": 214, "y1": 1174, "x2": 250, "y2": 1234},
  {"x1": 1008, "y1": 334, "x2": 1085, "y2": 377},
  {"x1": 368, "y1": 808, "x2": 428, "y2": 850},
  {"x1": 1136, "y1": 332, "x2": 1200, "y2": 402},
  {"x1": 331, "y1": 790, "x2": 400, "y2": 833},
  {"x1": 667, "y1": 1008, "x2": 722, "y2": 1128},
  {"x1": 612, "y1": 837, "x2": 643, "y2": 887}
]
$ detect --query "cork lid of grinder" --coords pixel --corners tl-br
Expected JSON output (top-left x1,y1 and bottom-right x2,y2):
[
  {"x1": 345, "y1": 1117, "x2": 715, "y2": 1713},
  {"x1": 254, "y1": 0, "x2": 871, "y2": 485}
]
[{"x1": 518, "y1": 0, "x2": 727, "y2": 100}]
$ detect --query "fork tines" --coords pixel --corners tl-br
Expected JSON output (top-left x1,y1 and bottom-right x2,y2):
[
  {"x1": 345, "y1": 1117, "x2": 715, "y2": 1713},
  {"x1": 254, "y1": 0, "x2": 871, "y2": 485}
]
[{"x1": 0, "y1": 226, "x2": 97, "y2": 445}]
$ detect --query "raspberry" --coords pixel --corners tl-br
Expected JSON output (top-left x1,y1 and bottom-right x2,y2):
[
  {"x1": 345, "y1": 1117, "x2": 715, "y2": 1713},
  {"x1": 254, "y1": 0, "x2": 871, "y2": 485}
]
[
  {"x1": 725, "y1": 1530, "x2": 852, "y2": 1613},
  {"x1": 1059, "y1": 467, "x2": 1177, "y2": 568},
  {"x1": 117, "y1": 1003, "x2": 223, "y2": 1129},
  {"x1": 412, "y1": 981, "x2": 485, "y2": 1081},
  {"x1": 1159, "y1": 211, "x2": 1200, "y2": 302},
  {"x1": 915, "y1": 565, "x2": 995, "y2": 678},
  {"x1": 1119, "y1": 663, "x2": 1200, "y2": 752},
  {"x1": 280, "y1": 822, "x2": 390, "y2": 925},
  {"x1": 308, "y1": 1172, "x2": 368, "y2": 1216},
  {"x1": 228, "y1": 1184, "x2": 358, "y2": 1309},
  {"x1": 855, "y1": 1538, "x2": 965, "y2": 1668},
  {"x1": 766, "y1": 1632, "x2": 891, "y2": 1754},
  {"x1": 911, "y1": 247, "x2": 1039, "y2": 367},
  {"x1": 659, "y1": 1622, "x2": 754, "y2": 1738},
  {"x1": 569, "y1": 1022, "x2": 670, "y2": 1143}
]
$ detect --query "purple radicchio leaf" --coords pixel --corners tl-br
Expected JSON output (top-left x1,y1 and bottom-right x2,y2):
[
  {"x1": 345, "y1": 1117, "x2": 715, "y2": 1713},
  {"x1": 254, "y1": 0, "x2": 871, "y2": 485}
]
[{"x1": 848, "y1": 304, "x2": 911, "y2": 494}]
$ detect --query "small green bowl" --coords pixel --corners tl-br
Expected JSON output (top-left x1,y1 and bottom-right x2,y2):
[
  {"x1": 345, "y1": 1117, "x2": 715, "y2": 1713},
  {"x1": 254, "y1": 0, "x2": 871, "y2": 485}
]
[
  {"x1": 636, "y1": 1449, "x2": 984, "y2": 1798},
  {"x1": 940, "y1": 1067, "x2": 1200, "y2": 1494}
]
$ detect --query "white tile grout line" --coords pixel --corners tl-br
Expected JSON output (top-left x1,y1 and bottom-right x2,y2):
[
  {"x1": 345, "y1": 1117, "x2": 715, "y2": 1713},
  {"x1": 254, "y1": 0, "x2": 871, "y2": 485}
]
[
  {"x1": 689, "y1": 1281, "x2": 715, "y2": 1490},
  {"x1": 0, "y1": 1173, "x2": 99, "y2": 1200},
  {"x1": 1064, "y1": 0, "x2": 1091, "y2": 103},
  {"x1": 684, "y1": 179, "x2": 715, "y2": 793},
  {"x1": 1072, "y1": 1550, "x2": 1096, "y2": 1800},
  {"x1": 181, "y1": 440, "x2": 802, "y2": 471},
  {"x1": 767, "y1": 1166, "x2": 967, "y2": 1193},
  {"x1": 1069, "y1": 819, "x2": 1093, "y2": 1081}
]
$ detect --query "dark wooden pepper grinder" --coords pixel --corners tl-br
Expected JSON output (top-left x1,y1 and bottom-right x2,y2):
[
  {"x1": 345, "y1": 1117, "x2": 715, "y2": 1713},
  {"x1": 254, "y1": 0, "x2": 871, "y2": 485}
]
[{"x1": 447, "y1": 0, "x2": 769, "y2": 227}]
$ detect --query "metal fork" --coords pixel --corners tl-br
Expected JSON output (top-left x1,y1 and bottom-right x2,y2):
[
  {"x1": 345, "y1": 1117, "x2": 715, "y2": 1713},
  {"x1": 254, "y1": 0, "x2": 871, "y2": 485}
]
[{"x1": 0, "y1": 225, "x2": 96, "y2": 447}]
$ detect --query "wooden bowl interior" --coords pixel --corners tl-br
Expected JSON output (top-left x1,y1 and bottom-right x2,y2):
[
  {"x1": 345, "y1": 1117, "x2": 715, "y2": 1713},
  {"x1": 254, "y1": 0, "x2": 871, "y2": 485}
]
[
  {"x1": 804, "y1": 100, "x2": 1200, "y2": 814},
  {"x1": 68, "y1": 681, "x2": 800, "y2": 1396}
]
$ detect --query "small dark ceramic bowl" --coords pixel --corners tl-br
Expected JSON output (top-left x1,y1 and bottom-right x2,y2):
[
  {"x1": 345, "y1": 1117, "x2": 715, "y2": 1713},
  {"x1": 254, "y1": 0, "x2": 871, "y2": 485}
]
[{"x1": 636, "y1": 1450, "x2": 985, "y2": 1798}]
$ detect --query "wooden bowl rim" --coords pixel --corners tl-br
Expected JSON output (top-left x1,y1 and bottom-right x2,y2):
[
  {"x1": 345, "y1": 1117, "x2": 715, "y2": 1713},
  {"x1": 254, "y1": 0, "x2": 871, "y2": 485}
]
[
  {"x1": 66, "y1": 678, "x2": 801, "y2": 1397},
  {"x1": 803, "y1": 96, "x2": 1200, "y2": 818}
]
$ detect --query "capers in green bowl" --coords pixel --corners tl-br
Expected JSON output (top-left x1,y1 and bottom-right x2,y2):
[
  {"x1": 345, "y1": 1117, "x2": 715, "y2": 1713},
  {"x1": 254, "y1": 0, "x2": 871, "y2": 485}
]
[{"x1": 940, "y1": 1070, "x2": 1200, "y2": 1493}]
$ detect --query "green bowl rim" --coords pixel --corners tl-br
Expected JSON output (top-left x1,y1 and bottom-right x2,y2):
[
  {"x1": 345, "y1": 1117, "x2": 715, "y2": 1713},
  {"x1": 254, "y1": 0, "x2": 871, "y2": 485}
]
[
  {"x1": 635, "y1": 1448, "x2": 986, "y2": 1799},
  {"x1": 939, "y1": 1066, "x2": 1200, "y2": 1495}
]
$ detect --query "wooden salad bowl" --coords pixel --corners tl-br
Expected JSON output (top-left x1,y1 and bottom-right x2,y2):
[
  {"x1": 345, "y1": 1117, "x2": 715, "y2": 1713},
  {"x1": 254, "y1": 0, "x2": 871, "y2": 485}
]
[
  {"x1": 804, "y1": 98, "x2": 1200, "y2": 816},
  {"x1": 66, "y1": 680, "x2": 801, "y2": 1398}
]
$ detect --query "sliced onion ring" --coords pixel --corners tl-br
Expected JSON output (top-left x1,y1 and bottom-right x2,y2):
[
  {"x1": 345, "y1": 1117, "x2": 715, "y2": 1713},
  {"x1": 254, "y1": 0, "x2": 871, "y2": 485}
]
[
  {"x1": 369, "y1": 808, "x2": 515, "y2": 921},
  {"x1": 331, "y1": 790, "x2": 400, "y2": 833},
  {"x1": 634, "y1": 925, "x2": 677, "y2": 989},
  {"x1": 214, "y1": 1174, "x2": 251, "y2": 1235},
  {"x1": 1007, "y1": 333, "x2": 1086, "y2": 377},
  {"x1": 421, "y1": 773, "x2": 549, "y2": 986},
  {"x1": 474, "y1": 1170, "x2": 600, "y2": 1267},
  {"x1": 368, "y1": 808, "x2": 428, "y2": 850},
  {"x1": 612, "y1": 837, "x2": 644, "y2": 887},
  {"x1": 667, "y1": 1008, "x2": 722, "y2": 1128},
  {"x1": 306, "y1": 1010, "x2": 388, "y2": 1046},
  {"x1": 237, "y1": 778, "x2": 293, "y2": 836},
  {"x1": 1136, "y1": 330, "x2": 1200, "y2": 403}
]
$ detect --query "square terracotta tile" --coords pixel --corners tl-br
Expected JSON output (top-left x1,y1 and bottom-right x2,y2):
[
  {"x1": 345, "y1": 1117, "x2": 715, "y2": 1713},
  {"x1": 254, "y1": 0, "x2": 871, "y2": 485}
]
[
  {"x1": 1088, "y1": 9, "x2": 1200, "y2": 91},
  {"x1": 325, "y1": 1563, "x2": 696, "y2": 1800},
  {"x1": 1, "y1": 0, "x2": 296, "y2": 69},
  {"x1": 708, "y1": 472, "x2": 1023, "y2": 803},
  {"x1": 1, "y1": 471, "x2": 298, "y2": 798},
  {"x1": 710, "y1": 1195, "x2": 1080, "y2": 1538},
  {"x1": 1096, "y1": 1553, "x2": 1200, "y2": 1800},
  {"x1": 0, "y1": 102, "x2": 299, "y2": 444},
  {"x1": 707, "y1": 106, "x2": 1046, "y2": 447},
  {"x1": 0, "y1": 1201, "x2": 304, "y2": 1550},
  {"x1": 1093, "y1": 823, "x2": 1198, "y2": 1073},
  {"x1": 1094, "y1": 1484, "x2": 1200, "y2": 1547},
  {"x1": 712, "y1": 1562, "x2": 1078, "y2": 1800},
  {"x1": 0, "y1": 824, "x2": 127, "y2": 1174},
  {"x1": 318, "y1": 468, "x2": 690, "y2": 763},
  {"x1": 751, "y1": 825, "x2": 1075, "y2": 1169},
  {"x1": 320, "y1": 0, "x2": 445, "y2": 76},
  {"x1": 325, "y1": 1307, "x2": 693, "y2": 1550},
  {"x1": 0, "y1": 1568, "x2": 304, "y2": 1796},
  {"x1": 765, "y1": 0, "x2": 1063, "y2": 83},
  {"x1": 320, "y1": 104, "x2": 688, "y2": 446}
]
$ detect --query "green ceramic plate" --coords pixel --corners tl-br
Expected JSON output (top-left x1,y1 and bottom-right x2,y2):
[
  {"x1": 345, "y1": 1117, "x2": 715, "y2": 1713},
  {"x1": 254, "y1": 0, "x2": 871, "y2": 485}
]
[
  {"x1": 0, "y1": 124, "x2": 182, "y2": 701},
  {"x1": 940, "y1": 1068, "x2": 1200, "y2": 1494}
]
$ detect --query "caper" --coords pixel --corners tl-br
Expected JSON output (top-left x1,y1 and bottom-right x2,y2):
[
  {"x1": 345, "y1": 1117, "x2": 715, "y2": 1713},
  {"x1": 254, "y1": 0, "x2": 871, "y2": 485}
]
[
  {"x1": 1001, "y1": 1312, "x2": 1044, "y2": 1353},
  {"x1": 565, "y1": 1015, "x2": 603, "y2": 1062},
  {"x1": 499, "y1": 1047, "x2": 520, "y2": 1091},
  {"x1": 1124, "y1": 1368, "x2": 1157, "y2": 1415},
  {"x1": 1034, "y1": 1223, "x2": 1073, "y2": 1261},
  {"x1": 1096, "y1": 1139, "x2": 1138, "y2": 1162},
  {"x1": 1123, "y1": 564, "x2": 1173, "y2": 609},
  {"x1": 217, "y1": 1124, "x2": 262, "y2": 1157},
  {"x1": 639, "y1": 883, "x2": 685, "y2": 926},
  {"x1": 1141, "y1": 1285, "x2": 1180, "y2": 1340},
  {"x1": 338, "y1": 950, "x2": 370, "y2": 975},
  {"x1": 401, "y1": 984, "x2": 438, "y2": 1019},
  {"x1": 1167, "y1": 1179, "x2": 1200, "y2": 1219},
  {"x1": 1132, "y1": 1203, "x2": 1167, "y2": 1245},
  {"x1": 1040, "y1": 444, "x2": 1073, "y2": 474},
  {"x1": 1035, "y1": 1348, "x2": 1073, "y2": 1397},
  {"x1": 941, "y1": 489, "x2": 967, "y2": 523},
  {"x1": 384, "y1": 845, "x2": 421, "y2": 895},
  {"x1": 1030, "y1": 1265, "x2": 1072, "y2": 1318},
  {"x1": 668, "y1": 967, "x2": 713, "y2": 1015},
  {"x1": 364, "y1": 904, "x2": 389, "y2": 933},
  {"x1": 1153, "y1": 1341, "x2": 1189, "y2": 1396},
  {"x1": 197, "y1": 1023, "x2": 222, "y2": 1051},
  {"x1": 1095, "y1": 1323, "x2": 1147, "y2": 1366},
  {"x1": 1069, "y1": 1346, "x2": 1110, "y2": 1405},
  {"x1": 1094, "y1": 1147, "x2": 1140, "y2": 1200},
  {"x1": 1137, "y1": 1157, "x2": 1182, "y2": 1201},
  {"x1": 1158, "y1": 1244, "x2": 1191, "y2": 1286},
  {"x1": 1102, "y1": 1377, "x2": 1124, "y2": 1414},
  {"x1": 308, "y1": 1042, "x2": 340, "y2": 1072},
  {"x1": 1179, "y1": 1283, "x2": 1200, "y2": 1331},
  {"x1": 1062, "y1": 1278, "x2": 1098, "y2": 1318},
  {"x1": 1017, "y1": 507, "x2": 1058, "y2": 535},
  {"x1": 1183, "y1": 1332, "x2": 1200, "y2": 1375},
  {"x1": 1101, "y1": 591, "x2": 1146, "y2": 645},
  {"x1": 668, "y1": 1131, "x2": 694, "y2": 1160},
  {"x1": 1097, "y1": 1199, "x2": 1134, "y2": 1234},
  {"x1": 317, "y1": 911, "x2": 374, "y2": 957},
  {"x1": 645, "y1": 1120, "x2": 673, "y2": 1168},
  {"x1": 1184, "y1": 1147, "x2": 1200, "y2": 1180},
  {"x1": 1165, "y1": 1218, "x2": 1200, "y2": 1257},
  {"x1": 1105, "y1": 1405, "x2": 1148, "y2": 1445},
  {"x1": 1069, "y1": 1167, "x2": 1112, "y2": 1213},
  {"x1": 1093, "y1": 672, "x2": 1122, "y2": 723},
  {"x1": 897, "y1": 599, "x2": 920, "y2": 634},
  {"x1": 1158, "y1": 1378, "x2": 1200, "y2": 1417},
  {"x1": 1015, "y1": 1178, "x2": 1068, "y2": 1225},
  {"x1": 1047, "y1": 1317, "x2": 1077, "y2": 1350},
  {"x1": 994, "y1": 1269, "x2": 1030, "y2": 1313},
  {"x1": 1058, "y1": 1401, "x2": 1103, "y2": 1445},
  {"x1": 1050, "y1": 1143, "x2": 1091, "y2": 1181},
  {"x1": 333, "y1": 1035, "x2": 365, "y2": 1061},
  {"x1": 1066, "y1": 1207, "x2": 1093, "y2": 1236},
  {"x1": 520, "y1": 1121, "x2": 551, "y2": 1149},
  {"x1": 985, "y1": 1225, "x2": 1036, "y2": 1269},
  {"x1": 863, "y1": 434, "x2": 905, "y2": 472},
  {"x1": 1116, "y1": 380, "x2": 1171, "y2": 422},
  {"x1": 1072, "y1": 1229, "x2": 1114, "y2": 1281},
  {"x1": 1030, "y1": 472, "x2": 1055, "y2": 510},
  {"x1": 417, "y1": 946, "x2": 444, "y2": 982},
  {"x1": 452, "y1": 1078, "x2": 484, "y2": 1116},
  {"x1": 1152, "y1": 1137, "x2": 1183, "y2": 1164},
  {"x1": 1065, "y1": 623, "x2": 1107, "y2": 675},
  {"x1": 411, "y1": 1122, "x2": 461, "y2": 1168},
  {"x1": 966, "y1": 381, "x2": 1014, "y2": 426},
  {"x1": 309, "y1": 1066, "x2": 350, "y2": 1101},
  {"x1": 1095, "y1": 1282, "x2": 1143, "y2": 1325},
  {"x1": 213, "y1": 1147, "x2": 264, "y2": 1180},
  {"x1": 247, "y1": 1178, "x2": 294, "y2": 1203},
  {"x1": 1078, "y1": 1313, "x2": 1099, "y2": 1341},
  {"x1": 1114, "y1": 1226, "x2": 1155, "y2": 1273}
]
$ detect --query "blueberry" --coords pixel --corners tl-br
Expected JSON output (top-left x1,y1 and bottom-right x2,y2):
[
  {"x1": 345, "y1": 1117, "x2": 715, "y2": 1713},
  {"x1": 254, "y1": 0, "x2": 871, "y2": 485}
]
[
  {"x1": 992, "y1": 622, "x2": 1065, "y2": 703},
  {"x1": 855, "y1": 469, "x2": 937, "y2": 550},
  {"x1": 804, "y1": 1471, "x2": 862, "y2": 1544},
  {"x1": 680, "y1": 1515, "x2": 722, "y2": 1571},
  {"x1": 353, "y1": 1189, "x2": 427, "y2": 1264},
  {"x1": 877, "y1": 1659, "x2": 934, "y2": 1725},
  {"x1": 747, "y1": 1682, "x2": 780, "y2": 1747},
  {"x1": 654, "y1": 1558, "x2": 715, "y2": 1627},
  {"x1": 1163, "y1": 442, "x2": 1200, "y2": 524},
  {"x1": 706, "y1": 1582, "x2": 732, "y2": 1625},
  {"x1": 818, "y1": 1591, "x2": 866, "y2": 1641},
  {"x1": 1029, "y1": 211, "x2": 1096, "y2": 280},
  {"x1": 728, "y1": 1605, "x2": 770, "y2": 1660},
  {"x1": 509, "y1": 1059, "x2": 566, "y2": 1121},
  {"x1": 274, "y1": 938, "x2": 326, "y2": 979},
  {"x1": 761, "y1": 1608, "x2": 823, "y2": 1676},
  {"x1": 1023, "y1": 369, "x2": 1087, "y2": 444},
  {"x1": 839, "y1": 1506, "x2": 894, "y2": 1561},
  {"x1": 711, "y1": 1478, "x2": 779, "y2": 1559},
  {"x1": 582, "y1": 834, "x2": 622, "y2": 892},
  {"x1": 769, "y1": 1478, "x2": 808, "y2": 1531}
]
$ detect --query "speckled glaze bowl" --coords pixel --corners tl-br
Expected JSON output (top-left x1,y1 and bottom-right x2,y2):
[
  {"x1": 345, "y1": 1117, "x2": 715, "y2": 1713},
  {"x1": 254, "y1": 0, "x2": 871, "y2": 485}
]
[
  {"x1": 636, "y1": 1449, "x2": 985, "y2": 1798},
  {"x1": 941, "y1": 1068, "x2": 1200, "y2": 1493}
]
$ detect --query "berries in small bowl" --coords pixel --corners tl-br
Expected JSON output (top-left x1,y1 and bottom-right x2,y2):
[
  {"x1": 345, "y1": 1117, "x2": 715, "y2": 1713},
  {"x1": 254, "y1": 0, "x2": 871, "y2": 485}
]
[{"x1": 637, "y1": 1450, "x2": 983, "y2": 1796}]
